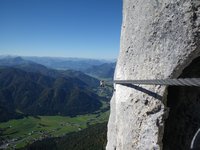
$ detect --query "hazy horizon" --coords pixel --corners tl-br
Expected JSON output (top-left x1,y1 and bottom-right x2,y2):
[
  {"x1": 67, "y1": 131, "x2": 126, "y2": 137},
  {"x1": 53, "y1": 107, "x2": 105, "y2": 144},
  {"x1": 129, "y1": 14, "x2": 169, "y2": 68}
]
[{"x1": 0, "y1": 54, "x2": 117, "y2": 61}]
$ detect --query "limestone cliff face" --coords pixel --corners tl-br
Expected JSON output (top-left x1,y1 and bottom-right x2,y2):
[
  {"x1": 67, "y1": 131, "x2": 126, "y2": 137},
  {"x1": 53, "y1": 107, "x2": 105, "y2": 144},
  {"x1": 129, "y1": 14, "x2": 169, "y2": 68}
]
[{"x1": 107, "y1": 0, "x2": 200, "y2": 150}]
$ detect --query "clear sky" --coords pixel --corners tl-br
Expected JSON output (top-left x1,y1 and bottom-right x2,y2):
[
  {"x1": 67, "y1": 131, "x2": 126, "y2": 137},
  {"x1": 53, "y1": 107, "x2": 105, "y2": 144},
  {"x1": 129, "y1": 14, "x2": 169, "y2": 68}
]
[{"x1": 0, "y1": 0, "x2": 122, "y2": 59}]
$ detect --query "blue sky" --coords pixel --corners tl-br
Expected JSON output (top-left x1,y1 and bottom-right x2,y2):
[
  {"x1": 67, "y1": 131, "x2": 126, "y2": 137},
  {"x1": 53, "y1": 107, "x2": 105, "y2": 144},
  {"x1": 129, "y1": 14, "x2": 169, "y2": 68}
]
[{"x1": 0, "y1": 0, "x2": 122, "y2": 59}]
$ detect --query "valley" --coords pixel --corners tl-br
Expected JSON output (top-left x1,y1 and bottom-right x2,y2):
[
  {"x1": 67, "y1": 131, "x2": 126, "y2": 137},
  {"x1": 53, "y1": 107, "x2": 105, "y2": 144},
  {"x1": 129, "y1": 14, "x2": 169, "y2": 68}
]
[
  {"x1": 0, "y1": 56, "x2": 114, "y2": 149},
  {"x1": 0, "y1": 109, "x2": 109, "y2": 149}
]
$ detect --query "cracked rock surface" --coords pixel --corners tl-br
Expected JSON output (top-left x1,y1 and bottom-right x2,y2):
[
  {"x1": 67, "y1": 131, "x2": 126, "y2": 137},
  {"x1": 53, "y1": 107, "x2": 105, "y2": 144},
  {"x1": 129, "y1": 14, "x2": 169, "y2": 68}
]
[{"x1": 107, "y1": 0, "x2": 200, "y2": 149}]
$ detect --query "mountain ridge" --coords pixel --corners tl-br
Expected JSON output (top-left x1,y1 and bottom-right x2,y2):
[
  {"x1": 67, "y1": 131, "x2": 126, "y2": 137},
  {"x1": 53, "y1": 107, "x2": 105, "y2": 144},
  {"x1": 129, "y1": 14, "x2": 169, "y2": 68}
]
[{"x1": 0, "y1": 58, "x2": 103, "y2": 122}]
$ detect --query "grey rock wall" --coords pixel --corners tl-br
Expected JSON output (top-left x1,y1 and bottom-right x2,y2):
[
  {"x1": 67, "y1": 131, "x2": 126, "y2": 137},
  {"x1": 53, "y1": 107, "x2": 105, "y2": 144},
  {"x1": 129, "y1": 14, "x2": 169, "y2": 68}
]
[{"x1": 107, "y1": 0, "x2": 200, "y2": 149}]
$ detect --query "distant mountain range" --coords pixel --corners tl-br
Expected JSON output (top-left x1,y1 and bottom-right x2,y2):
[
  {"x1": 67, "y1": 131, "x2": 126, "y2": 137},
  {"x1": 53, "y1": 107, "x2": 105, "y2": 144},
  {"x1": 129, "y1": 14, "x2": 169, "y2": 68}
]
[
  {"x1": 0, "y1": 56, "x2": 116, "y2": 79},
  {"x1": 0, "y1": 56, "x2": 59, "y2": 77},
  {"x1": 22, "y1": 56, "x2": 115, "y2": 71},
  {"x1": 84, "y1": 63, "x2": 115, "y2": 79},
  {"x1": 0, "y1": 57, "x2": 103, "y2": 122}
]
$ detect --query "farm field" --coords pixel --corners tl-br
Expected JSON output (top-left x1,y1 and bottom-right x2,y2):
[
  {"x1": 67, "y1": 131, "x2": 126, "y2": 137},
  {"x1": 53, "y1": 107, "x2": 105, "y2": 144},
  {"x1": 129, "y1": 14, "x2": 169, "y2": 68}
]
[{"x1": 0, "y1": 110, "x2": 109, "y2": 149}]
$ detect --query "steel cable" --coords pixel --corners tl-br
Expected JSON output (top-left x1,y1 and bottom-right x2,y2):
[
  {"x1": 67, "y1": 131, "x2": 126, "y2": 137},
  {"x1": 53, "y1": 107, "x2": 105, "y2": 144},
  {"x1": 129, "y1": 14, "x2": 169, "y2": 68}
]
[{"x1": 113, "y1": 78, "x2": 200, "y2": 86}]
